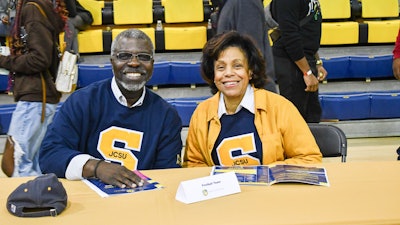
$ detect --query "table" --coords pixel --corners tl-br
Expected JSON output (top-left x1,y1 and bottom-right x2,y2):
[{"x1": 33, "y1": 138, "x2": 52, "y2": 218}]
[{"x1": 1, "y1": 161, "x2": 399, "y2": 225}]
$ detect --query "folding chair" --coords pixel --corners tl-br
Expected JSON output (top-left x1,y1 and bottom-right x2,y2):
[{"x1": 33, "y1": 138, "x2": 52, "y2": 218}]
[{"x1": 308, "y1": 123, "x2": 347, "y2": 162}]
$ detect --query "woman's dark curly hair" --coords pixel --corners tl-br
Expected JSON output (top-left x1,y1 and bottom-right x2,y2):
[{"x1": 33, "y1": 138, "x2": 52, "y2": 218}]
[{"x1": 200, "y1": 30, "x2": 267, "y2": 94}]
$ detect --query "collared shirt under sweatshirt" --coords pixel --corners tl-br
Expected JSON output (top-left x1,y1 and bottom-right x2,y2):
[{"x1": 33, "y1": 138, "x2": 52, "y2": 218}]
[{"x1": 184, "y1": 87, "x2": 322, "y2": 167}]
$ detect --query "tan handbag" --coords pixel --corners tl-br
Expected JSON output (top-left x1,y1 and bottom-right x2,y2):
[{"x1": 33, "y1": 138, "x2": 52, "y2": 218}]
[{"x1": 1, "y1": 136, "x2": 15, "y2": 177}]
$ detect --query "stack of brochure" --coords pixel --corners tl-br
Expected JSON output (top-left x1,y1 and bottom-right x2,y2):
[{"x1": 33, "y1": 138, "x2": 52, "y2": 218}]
[
  {"x1": 83, "y1": 170, "x2": 163, "y2": 197},
  {"x1": 211, "y1": 164, "x2": 330, "y2": 187}
]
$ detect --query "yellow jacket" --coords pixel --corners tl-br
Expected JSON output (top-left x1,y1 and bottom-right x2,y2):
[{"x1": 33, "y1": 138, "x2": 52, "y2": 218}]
[{"x1": 183, "y1": 87, "x2": 322, "y2": 167}]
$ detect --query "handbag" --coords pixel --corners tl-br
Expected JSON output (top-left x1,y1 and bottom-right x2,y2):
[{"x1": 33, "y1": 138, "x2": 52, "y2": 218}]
[{"x1": 56, "y1": 51, "x2": 78, "y2": 93}]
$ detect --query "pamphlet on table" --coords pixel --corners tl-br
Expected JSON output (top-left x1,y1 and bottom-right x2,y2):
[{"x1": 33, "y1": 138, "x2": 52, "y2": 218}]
[
  {"x1": 83, "y1": 170, "x2": 163, "y2": 197},
  {"x1": 211, "y1": 164, "x2": 329, "y2": 186}
]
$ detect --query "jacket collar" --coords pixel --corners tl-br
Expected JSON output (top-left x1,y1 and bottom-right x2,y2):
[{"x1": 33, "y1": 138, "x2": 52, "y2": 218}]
[{"x1": 206, "y1": 85, "x2": 269, "y2": 122}]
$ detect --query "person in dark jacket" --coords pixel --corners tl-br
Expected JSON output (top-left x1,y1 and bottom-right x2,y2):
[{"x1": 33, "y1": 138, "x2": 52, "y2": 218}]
[
  {"x1": 270, "y1": 0, "x2": 327, "y2": 122},
  {"x1": 63, "y1": 0, "x2": 92, "y2": 55},
  {"x1": 212, "y1": 0, "x2": 277, "y2": 93},
  {"x1": 0, "y1": 0, "x2": 66, "y2": 177}
]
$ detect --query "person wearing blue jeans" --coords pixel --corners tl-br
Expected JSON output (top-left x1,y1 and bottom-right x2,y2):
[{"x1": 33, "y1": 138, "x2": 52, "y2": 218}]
[
  {"x1": 0, "y1": 0, "x2": 66, "y2": 177},
  {"x1": 8, "y1": 102, "x2": 57, "y2": 176}
]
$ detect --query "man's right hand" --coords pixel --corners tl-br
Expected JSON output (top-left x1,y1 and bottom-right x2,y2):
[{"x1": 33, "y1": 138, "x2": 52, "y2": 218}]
[
  {"x1": 304, "y1": 74, "x2": 319, "y2": 92},
  {"x1": 393, "y1": 58, "x2": 400, "y2": 80},
  {"x1": 84, "y1": 159, "x2": 144, "y2": 188}
]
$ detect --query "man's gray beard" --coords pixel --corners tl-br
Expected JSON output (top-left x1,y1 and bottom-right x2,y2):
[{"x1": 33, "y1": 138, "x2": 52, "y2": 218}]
[{"x1": 119, "y1": 80, "x2": 147, "y2": 92}]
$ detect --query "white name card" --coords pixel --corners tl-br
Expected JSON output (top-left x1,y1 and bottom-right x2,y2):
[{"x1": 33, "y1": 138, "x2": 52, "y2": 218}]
[{"x1": 175, "y1": 171, "x2": 241, "y2": 204}]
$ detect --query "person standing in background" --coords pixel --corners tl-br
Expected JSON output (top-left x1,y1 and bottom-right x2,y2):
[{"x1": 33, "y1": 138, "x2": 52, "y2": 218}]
[
  {"x1": 0, "y1": 0, "x2": 66, "y2": 177},
  {"x1": 391, "y1": 29, "x2": 400, "y2": 160},
  {"x1": 63, "y1": 0, "x2": 92, "y2": 57},
  {"x1": 212, "y1": 0, "x2": 277, "y2": 93},
  {"x1": 392, "y1": 29, "x2": 400, "y2": 80},
  {"x1": 270, "y1": 0, "x2": 327, "y2": 123},
  {"x1": 0, "y1": 0, "x2": 15, "y2": 45}
]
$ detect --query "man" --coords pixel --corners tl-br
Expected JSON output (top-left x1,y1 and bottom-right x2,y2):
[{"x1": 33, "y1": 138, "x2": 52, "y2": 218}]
[
  {"x1": 40, "y1": 29, "x2": 183, "y2": 188},
  {"x1": 213, "y1": 0, "x2": 277, "y2": 93},
  {"x1": 270, "y1": 0, "x2": 328, "y2": 122}
]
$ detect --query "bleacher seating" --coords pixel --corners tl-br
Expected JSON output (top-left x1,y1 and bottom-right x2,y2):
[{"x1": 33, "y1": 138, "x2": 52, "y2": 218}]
[
  {"x1": 0, "y1": 90, "x2": 399, "y2": 133},
  {"x1": 0, "y1": 104, "x2": 15, "y2": 134},
  {"x1": 320, "y1": 56, "x2": 350, "y2": 80},
  {"x1": 76, "y1": 61, "x2": 205, "y2": 89},
  {"x1": 0, "y1": 74, "x2": 8, "y2": 92},
  {"x1": 370, "y1": 92, "x2": 400, "y2": 118},
  {"x1": 0, "y1": 0, "x2": 399, "y2": 137},
  {"x1": 147, "y1": 61, "x2": 172, "y2": 87},
  {"x1": 73, "y1": 0, "x2": 212, "y2": 53},
  {"x1": 349, "y1": 55, "x2": 393, "y2": 79},
  {"x1": 321, "y1": 55, "x2": 393, "y2": 81},
  {"x1": 167, "y1": 96, "x2": 209, "y2": 126},
  {"x1": 77, "y1": 64, "x2": 112, "y2": 88},
  {"x1": 113, "y1": 0, "x2": 153, "y2": 25},
  {"x1": 358, "y1": 0, "x2": 400, "y2": 44},
  {"x1": 320, "y1": 91, "x2": 400, "y2": 121},
  {"x1": 169, "y1": 61, "x2": 204, "y2": 85},
  {"x1": 69, "y1": 0, "x2": 400, "y2": 54},
  {"x1": 320, "y1": 92, "x2": 371, "y2": 120},
  {"x1": 77, "y1": 0, "x2": 105, "y2": 26},
  {"x1": 77, "y1": 29, "x2": 106, "y2": 53},
  {"x1": 163, "y1": 0, "x2": 204, "y2": 23},
  {"x1": 163, "y1": 26, "x2": 208, "y2": 51},
  {"x1": 319, "y1": 0, "x2": 359, "y2": 45}
]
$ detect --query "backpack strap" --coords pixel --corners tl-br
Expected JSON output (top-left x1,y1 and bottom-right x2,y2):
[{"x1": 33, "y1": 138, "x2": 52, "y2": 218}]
[
  {"x1": 26, "y1": 1, "x2": 48, "y2": 123},
  {"x1": 26, "y1": 2, "x2": 47, "y2": 18}
]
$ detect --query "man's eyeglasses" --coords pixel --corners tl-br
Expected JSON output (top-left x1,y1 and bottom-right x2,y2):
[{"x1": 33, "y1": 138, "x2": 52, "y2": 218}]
[{"x1": 115, "y1": 52, "x2": 153, "y2": 62}]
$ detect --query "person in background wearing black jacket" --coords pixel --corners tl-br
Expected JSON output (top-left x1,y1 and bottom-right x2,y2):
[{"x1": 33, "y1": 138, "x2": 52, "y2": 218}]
[
  {"x1": 211, "y1": 0, "x2": 277, "y2": 93},
  {"x1": 64, "y1": 0, "x2": 92, "y2": 56},
  {"x1": 270, "y1": 0, "x2": 327, "y2": 123}
]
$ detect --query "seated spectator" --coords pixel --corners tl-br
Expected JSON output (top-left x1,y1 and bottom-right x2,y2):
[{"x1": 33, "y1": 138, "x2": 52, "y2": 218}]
[
  {"x1": 63, "y1": 0, "x2": 93, "y2": 57},
  {"x1": 40, "y1": 29, "x2": 183, "y2": 188},
  {"x1": 183, "y1": 31, "x2": 322, "y2": 167}
]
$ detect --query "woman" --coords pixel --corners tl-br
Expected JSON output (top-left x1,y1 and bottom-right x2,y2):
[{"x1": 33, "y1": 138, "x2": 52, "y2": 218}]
[
  {"x1": 212, "y1": 0, "x2": 277, "y2": 93},
  {"x1": 0, "y1": 0, "x2": 67, "y2": 177},
  {"x1": 183, "y1": 31, "x2": 322, "y2": 167}
]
